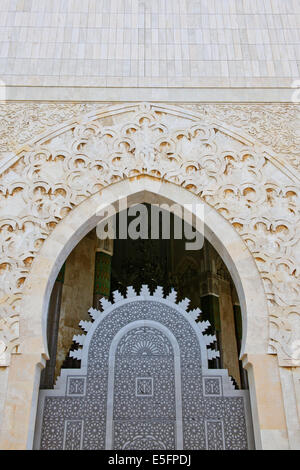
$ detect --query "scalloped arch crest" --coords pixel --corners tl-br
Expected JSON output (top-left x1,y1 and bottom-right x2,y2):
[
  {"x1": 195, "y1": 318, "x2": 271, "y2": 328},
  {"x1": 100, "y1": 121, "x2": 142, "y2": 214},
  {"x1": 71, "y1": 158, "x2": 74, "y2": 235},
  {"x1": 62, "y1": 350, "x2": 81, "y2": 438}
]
[
  {"x1": 0, "y1": 102, "x2": 299, "y2": 367},
  {"x1": 68, "y1": 285, "x2": 219, "y2": 367}
]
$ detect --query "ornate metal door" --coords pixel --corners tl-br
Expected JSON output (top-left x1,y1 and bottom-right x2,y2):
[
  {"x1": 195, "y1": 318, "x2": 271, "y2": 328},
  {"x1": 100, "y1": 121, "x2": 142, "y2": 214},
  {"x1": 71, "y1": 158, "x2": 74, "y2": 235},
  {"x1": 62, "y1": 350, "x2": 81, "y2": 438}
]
[
  {"x1": 34, "y1": 286, "x2": 254, "y2": 450},
  {"x1": 108, "y1": 324, "x2": 179, "y2": 449}
]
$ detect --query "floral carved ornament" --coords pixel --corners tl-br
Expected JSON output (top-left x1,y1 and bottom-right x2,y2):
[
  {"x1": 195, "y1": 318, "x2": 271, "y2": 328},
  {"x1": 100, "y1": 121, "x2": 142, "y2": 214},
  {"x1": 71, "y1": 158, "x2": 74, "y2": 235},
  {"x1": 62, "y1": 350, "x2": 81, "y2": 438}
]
[{"x1": 0, "y1": 102, "x2": 299, "y2": 367}]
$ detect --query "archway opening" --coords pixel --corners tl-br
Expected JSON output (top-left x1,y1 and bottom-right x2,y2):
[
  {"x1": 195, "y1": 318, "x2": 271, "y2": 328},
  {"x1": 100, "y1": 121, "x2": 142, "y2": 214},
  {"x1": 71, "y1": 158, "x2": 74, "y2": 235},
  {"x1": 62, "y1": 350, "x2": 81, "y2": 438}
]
[
  {"x1": 21, "y1": 177, "x2": 267, "y2": 449},
  {"x1": 40, "y1": 203, "x2": 248, "y2": 393},
  {"x1": 32, "y1": 196, "x2": 257, "y2": 450}
]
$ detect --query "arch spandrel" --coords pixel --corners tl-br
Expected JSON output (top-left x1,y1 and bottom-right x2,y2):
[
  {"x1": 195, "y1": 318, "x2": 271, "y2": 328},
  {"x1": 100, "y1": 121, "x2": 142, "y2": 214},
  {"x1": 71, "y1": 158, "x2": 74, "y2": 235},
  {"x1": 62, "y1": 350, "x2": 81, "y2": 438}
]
[{"x1": 0, "y1": 102, "x2": 298, "y2": 367}]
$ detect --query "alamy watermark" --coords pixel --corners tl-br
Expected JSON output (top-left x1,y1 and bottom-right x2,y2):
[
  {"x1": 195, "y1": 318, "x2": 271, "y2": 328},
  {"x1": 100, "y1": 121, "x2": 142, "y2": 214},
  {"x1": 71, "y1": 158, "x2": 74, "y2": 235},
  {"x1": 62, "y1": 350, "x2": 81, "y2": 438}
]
[{"x1": 95, "y1": 198, "x2": 205, "y2": 251}]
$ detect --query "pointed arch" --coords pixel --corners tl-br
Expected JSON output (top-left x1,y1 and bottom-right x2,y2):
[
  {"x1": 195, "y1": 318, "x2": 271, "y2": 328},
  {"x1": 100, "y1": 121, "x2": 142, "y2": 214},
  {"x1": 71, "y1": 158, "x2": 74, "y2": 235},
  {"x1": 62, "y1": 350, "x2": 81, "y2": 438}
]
[
  {"x1": 20, "y1": 177, "x2": 268, "y2": 362},
  {"x1": 0, "y1": 102, "x2": 296, "y2": 450}
]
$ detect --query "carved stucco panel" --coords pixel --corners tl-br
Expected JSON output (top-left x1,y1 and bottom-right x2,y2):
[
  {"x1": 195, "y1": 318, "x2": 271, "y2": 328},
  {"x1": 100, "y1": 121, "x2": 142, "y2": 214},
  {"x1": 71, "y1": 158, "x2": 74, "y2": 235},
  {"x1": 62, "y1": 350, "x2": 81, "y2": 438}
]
[
  {"x1": 185, "y1": 104, "x2": 300, "y2": 172},
  {"x1": 0, "y1": 103, "x2": 299, "y2": 172},
  {"x1": 0, "y1": 102, "x2": 299, "y2": 366}
]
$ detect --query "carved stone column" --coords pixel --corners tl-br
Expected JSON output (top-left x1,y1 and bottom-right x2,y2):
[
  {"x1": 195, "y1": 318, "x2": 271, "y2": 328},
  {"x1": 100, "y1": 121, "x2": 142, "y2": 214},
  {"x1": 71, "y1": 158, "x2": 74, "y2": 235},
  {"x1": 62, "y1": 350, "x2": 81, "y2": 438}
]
[
  {"x1": 93, "y1": 238, "x2": 114, "y2": 307},
  {"x1": 218, "y1": 278, "x2": 241, "y2": 388},
  {"x1": 200, "y1": 292, "x2": 221, "y2": 369},
  {"x1": 0, "y1": 366, "x2": 9, "y2": 433},
  {"x1": 278, "y1": 367, "x2": 300, "y2": 449},
  {"x1": 39, "y1": 265, "x2": 65, "y2": 389},
  {"x1": 0, "y1": 352, "x2": 44, "y2": 449},
  {"x1": 243, "y1": 354, "x2": 289, "y2": 450},
  {"x1": 55, "y1": 231, "x2": 96, "y2": 380}
]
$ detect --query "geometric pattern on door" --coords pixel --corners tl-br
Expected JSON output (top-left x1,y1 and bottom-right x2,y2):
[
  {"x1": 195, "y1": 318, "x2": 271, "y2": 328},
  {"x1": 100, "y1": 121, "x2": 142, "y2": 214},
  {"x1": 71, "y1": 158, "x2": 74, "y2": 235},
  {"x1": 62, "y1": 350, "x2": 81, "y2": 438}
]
[{"x1": 34, "y1": 285, "x2": 254, "y2": 449}]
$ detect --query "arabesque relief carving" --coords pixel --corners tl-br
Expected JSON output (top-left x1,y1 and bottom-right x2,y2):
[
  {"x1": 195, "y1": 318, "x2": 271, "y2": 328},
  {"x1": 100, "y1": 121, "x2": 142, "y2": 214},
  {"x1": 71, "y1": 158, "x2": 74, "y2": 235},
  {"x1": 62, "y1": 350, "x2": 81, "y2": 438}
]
[
  {"x1": 1, "y1": 103, "x2": 299, "y2": 171},
  {"x1": 0, "y1": 102, "x2": 299, "y2": 366},
  {"x1": 187, "y1": 104, "x2": 300, "y2": 172}
]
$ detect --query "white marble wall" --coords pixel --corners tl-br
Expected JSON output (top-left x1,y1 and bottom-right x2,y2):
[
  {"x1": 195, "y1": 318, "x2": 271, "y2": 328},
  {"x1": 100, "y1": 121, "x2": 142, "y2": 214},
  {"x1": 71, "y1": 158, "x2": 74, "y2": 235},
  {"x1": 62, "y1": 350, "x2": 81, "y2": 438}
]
[{"x1": 0, "y1": 0, "x2": 299, "y2": 87}]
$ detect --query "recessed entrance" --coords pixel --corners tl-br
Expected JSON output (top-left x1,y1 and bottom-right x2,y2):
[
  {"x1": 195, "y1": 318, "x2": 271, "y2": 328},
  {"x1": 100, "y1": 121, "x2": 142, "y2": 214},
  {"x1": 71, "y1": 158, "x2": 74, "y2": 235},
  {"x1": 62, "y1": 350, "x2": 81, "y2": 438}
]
[{"x1": 34, "y1": 200, "x2": 254, "y2": 449}]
